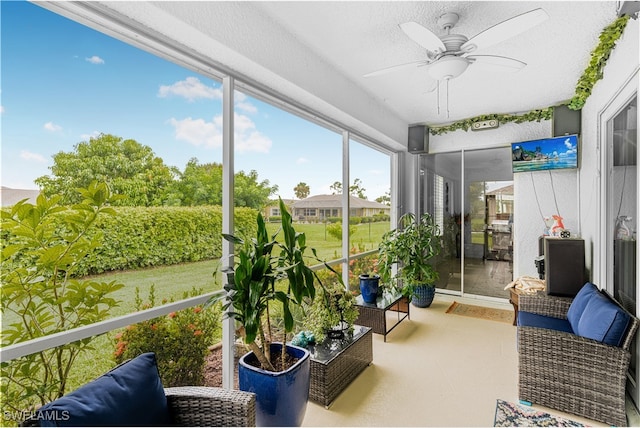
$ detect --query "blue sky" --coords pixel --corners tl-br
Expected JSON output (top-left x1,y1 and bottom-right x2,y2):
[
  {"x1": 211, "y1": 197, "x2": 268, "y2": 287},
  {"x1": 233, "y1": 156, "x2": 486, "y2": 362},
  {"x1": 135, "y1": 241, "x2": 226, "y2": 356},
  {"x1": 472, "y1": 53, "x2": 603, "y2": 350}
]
[{"x1": 1, "y1": 1, "x2": 390, "y2": 200}]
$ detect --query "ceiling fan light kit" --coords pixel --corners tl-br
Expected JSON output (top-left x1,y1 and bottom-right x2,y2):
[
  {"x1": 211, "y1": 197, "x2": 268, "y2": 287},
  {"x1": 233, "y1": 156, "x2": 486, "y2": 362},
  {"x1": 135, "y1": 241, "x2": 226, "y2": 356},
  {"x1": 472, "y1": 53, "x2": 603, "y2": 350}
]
[{"x1": 364, "y1": 8, "x2": 550, "y2": 117}]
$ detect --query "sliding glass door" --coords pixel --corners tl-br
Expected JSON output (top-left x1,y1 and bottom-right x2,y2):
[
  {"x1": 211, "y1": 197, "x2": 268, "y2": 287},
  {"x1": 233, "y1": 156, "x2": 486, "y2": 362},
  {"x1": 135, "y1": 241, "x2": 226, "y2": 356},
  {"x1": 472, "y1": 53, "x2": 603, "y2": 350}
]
[{"x1": 420, "y1": 147, "x2": 513, "y2": 299}]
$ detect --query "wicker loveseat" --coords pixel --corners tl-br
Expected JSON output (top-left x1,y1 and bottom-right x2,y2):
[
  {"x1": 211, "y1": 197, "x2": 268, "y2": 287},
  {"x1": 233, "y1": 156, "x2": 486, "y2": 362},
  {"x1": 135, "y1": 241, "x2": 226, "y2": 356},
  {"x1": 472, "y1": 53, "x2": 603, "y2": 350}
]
[
  {"x1": 21, "y1": 353, "x2": 255, "y2": 427},
  {"x1": 517, "y1": 282, "x2": 639, "y2": 427}
]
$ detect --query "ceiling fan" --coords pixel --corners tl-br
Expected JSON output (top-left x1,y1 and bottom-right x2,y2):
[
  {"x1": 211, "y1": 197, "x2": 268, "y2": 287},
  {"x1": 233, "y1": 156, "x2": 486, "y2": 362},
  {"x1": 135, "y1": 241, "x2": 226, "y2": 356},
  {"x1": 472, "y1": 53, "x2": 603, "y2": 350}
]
[{"x1": 364, "y1": 8, "x2": 549, "y2": 82}]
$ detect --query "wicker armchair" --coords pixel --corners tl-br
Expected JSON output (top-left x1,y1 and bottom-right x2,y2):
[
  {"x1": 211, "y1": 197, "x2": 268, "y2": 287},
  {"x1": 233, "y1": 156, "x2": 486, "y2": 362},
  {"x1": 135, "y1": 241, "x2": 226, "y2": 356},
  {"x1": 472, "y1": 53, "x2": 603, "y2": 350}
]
[
  {"x1": 517, "y1": 292, "x2": 639, "y2": 427},
  {"x1": 20, "y1": 353, "x2": 256, "y2": 427},
  {"x1": 21, "y1": 386, "x2": 255, "y2": 427}
]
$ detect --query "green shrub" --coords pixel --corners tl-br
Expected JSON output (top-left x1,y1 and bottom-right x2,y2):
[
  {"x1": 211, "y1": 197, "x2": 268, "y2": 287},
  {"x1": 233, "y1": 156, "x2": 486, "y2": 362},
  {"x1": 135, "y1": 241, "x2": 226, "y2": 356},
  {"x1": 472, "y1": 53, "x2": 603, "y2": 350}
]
[
  {"x1": 114, "y1": 286, "x2": 221, "y2": 387},
  {"x1": 2, "y1": 205, "x2": 259, "y2": 276},
  {"x1": 349, "y1": 216, "x2": 362, "y2": 225},
  {"x1": 1, "y1": 182, "x2": 124, "y2": 418}
]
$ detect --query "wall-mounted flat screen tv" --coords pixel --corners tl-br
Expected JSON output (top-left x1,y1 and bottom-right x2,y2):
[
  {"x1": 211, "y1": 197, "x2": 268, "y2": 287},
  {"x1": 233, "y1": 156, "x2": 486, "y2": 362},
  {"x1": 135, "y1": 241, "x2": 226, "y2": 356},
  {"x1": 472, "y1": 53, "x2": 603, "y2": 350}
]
[{"x1": 511, "y1": 134, "x2": 579, "y2": 173}]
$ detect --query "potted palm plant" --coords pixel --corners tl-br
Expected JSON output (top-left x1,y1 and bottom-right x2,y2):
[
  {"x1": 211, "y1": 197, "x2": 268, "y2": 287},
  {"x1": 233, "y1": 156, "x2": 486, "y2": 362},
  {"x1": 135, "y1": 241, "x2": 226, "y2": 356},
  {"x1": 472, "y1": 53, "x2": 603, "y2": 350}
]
[
  {"x1": 377, "y1": 212, "x2": 443, "y2": 307},
  {"x1": 211, "y1": 198, "x2": 324, "y2": 426}
]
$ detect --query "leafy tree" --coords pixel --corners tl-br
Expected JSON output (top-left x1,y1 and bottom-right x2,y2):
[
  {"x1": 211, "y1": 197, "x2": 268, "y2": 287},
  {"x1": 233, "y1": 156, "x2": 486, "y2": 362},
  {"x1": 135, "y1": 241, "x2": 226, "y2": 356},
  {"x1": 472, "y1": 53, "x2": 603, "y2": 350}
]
[
  {"x1": 166, "y1": 158, "x2": 223, "y2": 206},
  {"x1": 1, "y1": 182, "x2": 125, "y2": 414},
  {"x1": 294, "y1": 182, "x2": 310, "y2": 199},
  {"x1": 376, "y1": 191, "x2": 391, "y2": 206},
  {"x1": 349, "y1": 178, "x2": 367, "y2": 199},
  {"x1": 329, "y1": 179, "x2": 366, "y2": 198},
  {"x1": 35, "y1": 134, "x2": 176, "y2": 206},
  {"x1": 235, "y1": 170, "x2": 278, "y2": 209},
  {"x1": 160, "y1": 159, "x2": 278, "y2": 210}
]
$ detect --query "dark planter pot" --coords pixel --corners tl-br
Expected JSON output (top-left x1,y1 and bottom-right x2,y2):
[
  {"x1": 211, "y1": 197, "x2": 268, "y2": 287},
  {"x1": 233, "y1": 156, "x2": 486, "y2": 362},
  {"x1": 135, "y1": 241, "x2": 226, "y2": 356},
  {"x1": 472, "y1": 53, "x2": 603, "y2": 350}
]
[
  {"x1": 239, "y1": 343, "x2": 310, "y2": 427},
  {"x1": 359, "y1": 274, "x2": 380, "y2": 304},
  {"x1": 412, "y1": 284, "x2": 436, "y2": 308}
]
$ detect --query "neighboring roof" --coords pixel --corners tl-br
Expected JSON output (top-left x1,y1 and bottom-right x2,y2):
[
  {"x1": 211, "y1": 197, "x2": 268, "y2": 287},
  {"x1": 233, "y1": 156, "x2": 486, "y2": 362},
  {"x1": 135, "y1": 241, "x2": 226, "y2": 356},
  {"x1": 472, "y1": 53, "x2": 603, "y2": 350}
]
[
  {"x1": 1, "y1": 187, "x2": 40, "y2": 207},
  {"x1": 292, "y1": 194, "x2": 389, "y2": 210},
  {"x1": 267, "y1": 198, "x2": 296, "y2": 206},
  {"x1": 487, "y1": 185, "x2": 514, "y2": 196}
]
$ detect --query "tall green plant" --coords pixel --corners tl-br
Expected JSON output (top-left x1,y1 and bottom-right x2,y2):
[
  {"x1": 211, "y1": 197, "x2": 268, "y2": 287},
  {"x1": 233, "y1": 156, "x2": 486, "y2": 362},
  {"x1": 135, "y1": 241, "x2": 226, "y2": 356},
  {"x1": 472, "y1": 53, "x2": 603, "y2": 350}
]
[
  {"x1": 211, "y1": 198, "x2": 325, "y2": 371},
  {"x1": 1, "y1": 181, "x2": 125, "y2": 414},
  {"x1": 377, "y1": 212, "x2": 443, "y2": 298}
]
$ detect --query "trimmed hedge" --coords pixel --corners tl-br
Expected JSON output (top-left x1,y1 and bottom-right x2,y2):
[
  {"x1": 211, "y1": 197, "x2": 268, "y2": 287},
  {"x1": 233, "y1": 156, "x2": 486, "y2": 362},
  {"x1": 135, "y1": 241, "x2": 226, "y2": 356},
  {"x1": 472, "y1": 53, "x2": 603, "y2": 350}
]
[{"x1": 75, "y1": 206, "x2": 257, "y2": 276}]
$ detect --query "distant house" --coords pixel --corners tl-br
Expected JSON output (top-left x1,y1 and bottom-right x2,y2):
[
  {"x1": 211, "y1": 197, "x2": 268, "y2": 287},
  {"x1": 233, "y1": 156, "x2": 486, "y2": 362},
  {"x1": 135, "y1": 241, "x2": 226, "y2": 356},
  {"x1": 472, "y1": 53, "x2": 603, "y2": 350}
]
[
  {"x1": 263, "y1": 198, "x2": 296, "y2": 220},
  {"x1": 1, "y1": 187, "x2": 40, "y2": 207},
  {"x1": 290, "y1": 194, "x2": 390, "y2": 221}
]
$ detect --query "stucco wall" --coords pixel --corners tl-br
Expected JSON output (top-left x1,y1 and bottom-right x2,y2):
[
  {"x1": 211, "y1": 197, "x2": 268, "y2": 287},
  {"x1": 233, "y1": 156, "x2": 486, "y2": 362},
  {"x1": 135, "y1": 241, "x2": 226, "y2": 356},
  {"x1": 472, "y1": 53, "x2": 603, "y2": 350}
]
[{"x1": 579, "y1": 17, "x2": 639, "y2": 286}]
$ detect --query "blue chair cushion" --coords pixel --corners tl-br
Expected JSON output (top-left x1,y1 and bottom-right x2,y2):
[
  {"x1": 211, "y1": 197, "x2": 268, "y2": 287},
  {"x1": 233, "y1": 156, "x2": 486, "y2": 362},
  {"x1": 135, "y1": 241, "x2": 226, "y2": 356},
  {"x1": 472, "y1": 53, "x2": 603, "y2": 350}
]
[
  {"x1": 37, "y1": 352, "x2": 170, "y2": 427},
  {"x1": 517, "y1": 311, "x2": 574, "y2": 334},
  {"x1": 566, "y1": 282, "x2": 599, "y2": 332},
  {"x1": 577, "y1": 291, "x2": 631, "y2": 347}
]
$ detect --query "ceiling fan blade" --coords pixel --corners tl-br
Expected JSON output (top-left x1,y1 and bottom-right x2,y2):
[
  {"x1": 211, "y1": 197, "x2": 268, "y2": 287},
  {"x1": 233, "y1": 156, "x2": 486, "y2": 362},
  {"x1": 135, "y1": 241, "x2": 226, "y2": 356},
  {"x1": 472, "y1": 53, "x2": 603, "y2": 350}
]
[
  {"x1": 363, "y1": 59, "x2": 429, "y2": 78},
  {"x1": 461, "y1": 8, "x2": 549, "y2": 53},
  {"x1": 399, "y1": 22, "x2": 446, "y2": 52},
  {"x1": 467, "y1": 55, "x2": 526, "y2": 72}
]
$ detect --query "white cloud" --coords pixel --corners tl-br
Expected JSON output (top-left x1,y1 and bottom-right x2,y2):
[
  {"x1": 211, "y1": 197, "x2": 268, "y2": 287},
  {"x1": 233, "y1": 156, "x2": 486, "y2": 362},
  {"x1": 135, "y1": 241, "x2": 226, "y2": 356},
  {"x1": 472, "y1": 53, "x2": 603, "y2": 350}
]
[
  {"x1": 168, "y1": 112, "x2": 271, "y2": 153},
  {"x1": 158, "y1": 77, "x2": 222, "y2": 102},
  {"x1": 168, "y1": 117, "x2": 222, "y2": 148},
  {"x1": 80, "y1": 131, "x2": 101, "y2": 140},
  {"x1": 234, "y1": 92, "x2": 257, "y2": 113},
  {"x1": 20, "y1": 150, "x2": 47, "y2": 163},
  {"x1": 0, "y1": 106, "x2": 4, "y2": 114},
  {"x1": 564, "y1": 138, "x2": 574, "y2": 150},
  {"x1": 85, "y1": 55, "x2": 105, "y2": 65},
  {"x1": 296, "y1": 157, "x2": 309, "y2": 164},
  {"x1": 44, "y1": 121, "x2": 62, "y2": 132}
]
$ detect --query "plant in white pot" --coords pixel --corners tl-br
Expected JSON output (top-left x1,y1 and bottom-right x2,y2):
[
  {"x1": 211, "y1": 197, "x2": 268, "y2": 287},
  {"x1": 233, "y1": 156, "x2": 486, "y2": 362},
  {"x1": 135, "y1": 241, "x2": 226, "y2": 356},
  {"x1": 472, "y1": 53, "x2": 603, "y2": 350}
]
[
  {"x1": 377, "y1": 212, "x2": 443, "y2": 307},
  {"x1": 210, "y1": 198, "x2": 326, "y2": 426}
]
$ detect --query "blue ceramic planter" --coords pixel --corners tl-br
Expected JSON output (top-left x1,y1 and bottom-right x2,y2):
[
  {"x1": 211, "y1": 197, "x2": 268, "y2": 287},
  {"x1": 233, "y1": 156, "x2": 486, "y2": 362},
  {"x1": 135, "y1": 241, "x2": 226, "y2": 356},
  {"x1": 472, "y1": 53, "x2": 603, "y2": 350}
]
[
  {"x1": 359, "y1": 274, "x2": 380, "y2": 304},
  {"x1": 412, "y1": 284, "x2": 436, "y2": 308},
  {"x1": 239, "y1": 343, "x2": 310, "y2": 427}
]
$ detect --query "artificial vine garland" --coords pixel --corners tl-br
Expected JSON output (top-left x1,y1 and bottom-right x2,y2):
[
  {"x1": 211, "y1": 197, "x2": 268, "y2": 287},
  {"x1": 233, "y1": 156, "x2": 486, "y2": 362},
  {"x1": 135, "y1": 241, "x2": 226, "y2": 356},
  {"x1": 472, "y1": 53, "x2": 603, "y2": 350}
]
[{"x1": 429, "y1": 14, "x2": 631, "y2": 136}]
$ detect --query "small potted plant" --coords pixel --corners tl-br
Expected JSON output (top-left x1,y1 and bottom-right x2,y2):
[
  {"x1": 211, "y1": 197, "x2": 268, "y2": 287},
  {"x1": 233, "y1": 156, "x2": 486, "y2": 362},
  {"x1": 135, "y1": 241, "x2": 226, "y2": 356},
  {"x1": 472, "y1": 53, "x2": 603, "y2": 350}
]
[
  {"x1": 210, "y1": 198, "x2": 326, "y2": 426},
  {"x1": 377, "y1": 212, "x2": 443, "y2": 307},
  {"x1": 303, "y1": 279, "x2": 360, "y2": 342}
]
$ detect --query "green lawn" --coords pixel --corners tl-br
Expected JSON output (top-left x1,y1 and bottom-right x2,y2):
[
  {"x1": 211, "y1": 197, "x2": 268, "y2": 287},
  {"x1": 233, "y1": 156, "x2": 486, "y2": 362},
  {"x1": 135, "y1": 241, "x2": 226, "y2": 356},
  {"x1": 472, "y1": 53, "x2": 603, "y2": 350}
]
[{"x1": 3, "y1": 221, "x2": 391, "y2": 396}]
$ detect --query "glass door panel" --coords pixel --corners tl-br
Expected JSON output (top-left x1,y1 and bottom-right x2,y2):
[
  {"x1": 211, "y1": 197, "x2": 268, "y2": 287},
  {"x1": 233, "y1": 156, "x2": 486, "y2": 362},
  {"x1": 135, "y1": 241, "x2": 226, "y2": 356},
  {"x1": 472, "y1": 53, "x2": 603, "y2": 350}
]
[
  {"x1": 607, "y1": 95, "x2": 637, "y2": 401},
  {"x1": 463, "y1": 148, "x2": 514, "y2": 299},
  {"x1": 419, "y1": 152, "x2": 462, "y2": 294}
]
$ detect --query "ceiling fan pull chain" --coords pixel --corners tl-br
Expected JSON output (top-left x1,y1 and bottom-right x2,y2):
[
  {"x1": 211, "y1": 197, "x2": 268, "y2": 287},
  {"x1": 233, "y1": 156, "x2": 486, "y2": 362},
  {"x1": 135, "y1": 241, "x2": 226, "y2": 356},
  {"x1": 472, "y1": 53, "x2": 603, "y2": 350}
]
[
  {"x1": 446, "y1": 79, "x2": 450, "y2": 119},
  {"x1": 437, "y1": 80, "x2": 441, "y2": 115}
]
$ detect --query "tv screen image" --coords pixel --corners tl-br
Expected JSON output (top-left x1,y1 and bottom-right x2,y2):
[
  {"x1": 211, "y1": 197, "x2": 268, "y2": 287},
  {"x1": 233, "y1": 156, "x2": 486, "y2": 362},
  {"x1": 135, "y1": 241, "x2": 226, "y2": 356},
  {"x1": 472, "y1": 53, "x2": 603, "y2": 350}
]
[{"x1": 511, "y1": 134, "x2": 579, "y2": 173}]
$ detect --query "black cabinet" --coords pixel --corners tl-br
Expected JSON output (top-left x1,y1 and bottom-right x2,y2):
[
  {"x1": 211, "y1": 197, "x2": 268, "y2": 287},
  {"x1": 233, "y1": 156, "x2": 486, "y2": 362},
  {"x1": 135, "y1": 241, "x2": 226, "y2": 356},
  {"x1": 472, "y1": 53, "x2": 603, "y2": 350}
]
[{"x1": 544, "y1": 237, "x2": 586, "y2": 297}]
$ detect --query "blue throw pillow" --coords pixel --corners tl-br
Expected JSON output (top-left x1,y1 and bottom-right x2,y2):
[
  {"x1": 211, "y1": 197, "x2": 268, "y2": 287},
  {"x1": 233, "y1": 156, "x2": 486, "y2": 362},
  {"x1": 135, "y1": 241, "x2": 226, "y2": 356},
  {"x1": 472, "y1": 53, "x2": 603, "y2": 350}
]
[
  {"x1": 567, "y1": 282, "x2": 598, "y2": 332},
  {"x1": 577, "y1": 291, "x2": 631, "y2": 347},
  {"x1": 37, "y1": 353, "x2": 171, "y2": 427}
]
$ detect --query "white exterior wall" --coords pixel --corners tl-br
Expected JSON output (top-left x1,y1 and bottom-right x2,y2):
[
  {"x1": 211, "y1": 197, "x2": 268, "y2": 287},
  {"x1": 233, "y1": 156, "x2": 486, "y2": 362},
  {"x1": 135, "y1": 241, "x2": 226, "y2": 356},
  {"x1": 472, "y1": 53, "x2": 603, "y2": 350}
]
[{"x1": 579, "y1": 18, "x2": 639, "y2": 286}]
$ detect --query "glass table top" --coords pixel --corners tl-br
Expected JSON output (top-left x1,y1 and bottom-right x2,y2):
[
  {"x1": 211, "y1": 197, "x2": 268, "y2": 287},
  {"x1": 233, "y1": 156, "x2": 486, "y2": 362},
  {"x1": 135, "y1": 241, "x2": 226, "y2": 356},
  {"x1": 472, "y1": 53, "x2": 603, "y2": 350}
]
[
  {"x1": 304, "y1": 325, "x2": 371, "y2": 364},
  {"x1": 355, "y1": 290, "x2": 404, "y2": 310}
]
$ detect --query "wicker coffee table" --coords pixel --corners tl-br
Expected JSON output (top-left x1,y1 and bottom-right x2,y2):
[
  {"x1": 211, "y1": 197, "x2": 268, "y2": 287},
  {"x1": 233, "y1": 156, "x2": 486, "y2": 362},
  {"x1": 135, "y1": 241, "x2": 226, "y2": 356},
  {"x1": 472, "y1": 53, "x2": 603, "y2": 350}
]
[
  {"x1": 305, "y1": 325, "x2": 372, "y2": 408},
  {"x1": 354, "y1": 291, "x2": 409, "y2": 341}
]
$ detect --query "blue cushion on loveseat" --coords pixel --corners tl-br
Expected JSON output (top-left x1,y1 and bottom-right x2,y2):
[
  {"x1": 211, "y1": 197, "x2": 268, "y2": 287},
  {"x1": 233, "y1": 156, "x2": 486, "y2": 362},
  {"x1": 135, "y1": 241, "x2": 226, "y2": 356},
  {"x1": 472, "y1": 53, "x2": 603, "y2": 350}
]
[
  {"x1": 37, "y1": 353, "x2": 170, "y2": 427},
  {"x1": 577, "y1": 291, "x2": 632, "y2": 347}
]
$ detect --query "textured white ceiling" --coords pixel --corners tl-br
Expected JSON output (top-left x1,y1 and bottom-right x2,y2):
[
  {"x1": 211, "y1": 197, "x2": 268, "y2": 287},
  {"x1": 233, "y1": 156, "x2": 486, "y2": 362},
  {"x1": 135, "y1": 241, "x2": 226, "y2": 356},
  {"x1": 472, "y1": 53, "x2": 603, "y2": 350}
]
[
  {"x1": 73, "y1": 1, "x2": 620, "y2": 149},
  {"x1": 251, "y1": 1, "x2": 617, "y2": 124}
]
